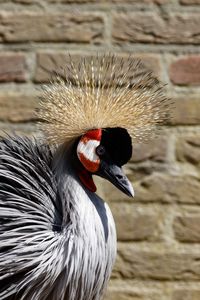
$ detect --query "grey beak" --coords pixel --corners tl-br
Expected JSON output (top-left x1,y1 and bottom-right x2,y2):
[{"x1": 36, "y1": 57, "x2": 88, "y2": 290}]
[{"x1": 98, "y1": 161, "x2": 134, "y2": 197}]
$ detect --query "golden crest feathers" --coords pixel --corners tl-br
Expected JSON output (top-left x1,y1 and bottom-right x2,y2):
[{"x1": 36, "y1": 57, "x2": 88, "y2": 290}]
[{"x1": 37, "y1": 54, "x2": 170, "y2": 144}]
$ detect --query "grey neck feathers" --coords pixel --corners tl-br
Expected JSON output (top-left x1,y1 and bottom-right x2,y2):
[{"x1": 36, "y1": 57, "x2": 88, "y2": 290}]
[
  {"x1": 52, "y1": 142, "x2": 109, "y2": 241},
  {"x1": 49, "y1": 142, "x2": 116, "y2": 300}
]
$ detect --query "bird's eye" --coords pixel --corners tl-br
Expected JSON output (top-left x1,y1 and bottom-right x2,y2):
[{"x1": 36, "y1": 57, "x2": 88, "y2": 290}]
[{"x1": 96, "y1": 145, "x2": 105, "y2": 156}]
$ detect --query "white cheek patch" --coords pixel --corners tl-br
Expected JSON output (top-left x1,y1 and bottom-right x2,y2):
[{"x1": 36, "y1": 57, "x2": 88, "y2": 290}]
[{"x1": 77, "y1": 139, "x2": 100, "y2": 163}]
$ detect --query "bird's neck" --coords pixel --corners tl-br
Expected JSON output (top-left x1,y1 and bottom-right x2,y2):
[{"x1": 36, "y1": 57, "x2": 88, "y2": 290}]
[
  {"x1": 52, "y1": 143, "x2": 112, "y2": 243},
  {"x1": 52, "y1": 142, "x2": 95, "y2": 223},
  {"x1": 52, "y1": 141, "x2": 85, "y2": 192}
]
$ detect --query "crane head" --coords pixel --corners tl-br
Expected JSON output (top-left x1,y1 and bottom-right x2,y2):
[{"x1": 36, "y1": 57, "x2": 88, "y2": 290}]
[
  {"x1": 37, "y1": 55, "x2": 171, "y2": 197},
  {"x1": 77, "y1": 127, "x2": 134, "y2": 197}
]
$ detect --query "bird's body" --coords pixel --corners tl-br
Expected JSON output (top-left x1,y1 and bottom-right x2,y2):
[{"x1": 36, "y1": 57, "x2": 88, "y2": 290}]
[
  {"x1": 0, "y1": 136, "x2": 116, "y2": 300},
  {"x1": 0, "y1": 55, "x2": 170, "y2": 299}
]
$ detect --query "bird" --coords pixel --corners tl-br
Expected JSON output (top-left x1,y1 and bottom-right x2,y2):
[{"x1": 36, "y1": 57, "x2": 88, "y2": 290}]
[{"x1": 0, "y1": 54, "x2": 169, "y2": 300}]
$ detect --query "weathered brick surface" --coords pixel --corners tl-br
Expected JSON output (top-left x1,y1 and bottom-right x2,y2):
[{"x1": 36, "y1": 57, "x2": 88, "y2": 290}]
[
  {"x1": 112, "y1": 0, "x2": 167, "y2": 2},
  {"x1": 174, "y1": 216, "x2": 200, "y2": 243},
  {"x1": 13, "y1": 0, "x2": 97, "y2": 2},
  {"x1": 128, "y1": 163, "x2": 167, "y2": 181},
  {"x1": 103, "y1": 174, "x2": 200, "y2": 204},
  {"x1": 48, "y1": 0, "x2": 99, "y2": 2},
  {"x1": 113, "y1": 244, "x2": 200, "y2": 280},
  {"x1": 176, "y1": 135, "x2": 200, "y2": 165},
  {"x1": 34, "y1": 52, "x2": 161, "y2": 83},
  {"x1": 131, "y1": 136, "x2": 168, "y2": 162},
  {"x1": 0, "y1": 12, "x2": 104, "y2": 43},
  {"x1": 111, "y1": 203, "x2": 160, "y2": 241},
  {"x1": 105, "y1": 285, "x2": 162, "y2": 300},
  {"x1": 112, "y1": 13, "x2": 200, "y2": 44},
  {"x1": 170, "y1": 56, "x2": 200, "y2": 86},
  {"x1": 172, "y1": 290, "x2": 200, "y2": 300},
  {"x1": 12, "y1": 0, "x2": 35, "y2": 3},
  {"x1": 169, "y1": 98, "x2": 200, "y2": 125},
  {"x1": 134, "y1": 175, "x2": 200, "y2": 204},
  {"x1": 105, "y1": 290, "x2": 142, "y2": 300},
  {"x1": 0, "y1": 94, "x2": 36, "y2": 122},
  {"x1": 15, "y1": 0, "x2": 168, "y2": 3},
  {"x1": 180, "y1": 0, "x2": 200, "y2": 4},
  {"x1": 0, "y1": 53, "x2": 27, "y2": 82}
]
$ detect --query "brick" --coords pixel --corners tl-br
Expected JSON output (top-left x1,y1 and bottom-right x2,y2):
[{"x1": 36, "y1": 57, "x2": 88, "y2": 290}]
[
  {"x1": 112, "y1": 0, "x2": 166, "y2": 2},
  {"x1": 106, "y1": 291, "x2": 141, "y2": 300},
  {"x1": 47, "y1": 0, "x2": 98, "y2": 2},
  {"x1": 174, "y1": 216, "x2": 200, "y2": 243},
  {"x1": 135, "y1": 174, "x2": 200, "y2": 204},
  {"x1": 128, "y1": 163, "x2": 167, "y2": 181},
  {"x1": 16, "y1": 0, "x2": 167, "y2": 2},
  {"x1": 35, "y1": 52, "x2": 65, "y2": 83},
  {"x1": 35, "y1": 51, "x2": 161, "y2": 83},
  {"x1": 101, "y1": 174, "x2": 200, "y2": 204},
  {"x1": 131, "y1": 136, "x2": 168, "y2": 163},
  {"x1": 111, "y1": 203, "x2": 159, "y2": 241},
  {"x1": 172, "y1": 290, "x2": 200, "y2": 300},
  {"x1": 14, "y1": 0, "x2": 98, "y2": 2},
  {"x1": 0, "y1": 53, "x2": 27, "y2": 82},
  {"x1": 0, "y1": 94, "x2": 37, "y2": 123},
  {"x1": 105, "y1": 291, "x2": 142, "y2": 300},
  {"x1": 180, "y1": 0, "x2": 200, "y2": 4},
  {"x1": 135, "y1": 54, "x2": 162, "y2": 78},
  {"x1": 176, "y1": 135, "x2": 200, "y2": 165},
  {"x1": 112, "y1": 13, "x2": 200, "y2": 44},
  {"x1": 0, "y1": 12, "x2": 104, "y2": 43},
  {"x1": 12, "y1": 0, "x2": 35, "y2": 3},
  {"x1": 35, "y1": 52, "x2": 85, "y2": 83},
  {"x1": 170, "y1": 56, "x2": 200, "y2": 86},
  {"x1": 113, "y1": 244, "x2": 200, "y2": 280},
  {"x1": 95, "y1": 162, "x2": 167, "y2": 199},
  {"x1": 169, "y1": 97, "x2": 200, "y2": 125},
  {"x1": 105, "y1": 283, "x2": 162, "y2": 300}
]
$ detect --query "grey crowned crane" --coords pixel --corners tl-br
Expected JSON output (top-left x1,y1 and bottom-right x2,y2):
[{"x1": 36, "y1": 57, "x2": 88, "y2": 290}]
[{"x1": 0, "y1": 55, "x2": 169, "y2": 300}]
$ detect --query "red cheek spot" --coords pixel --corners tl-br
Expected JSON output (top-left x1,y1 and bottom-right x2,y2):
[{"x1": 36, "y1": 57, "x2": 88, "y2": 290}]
[
  {"x1": 78, "y1": 168, "x2": 97, "y2": 193},
  {"x1": 78, "y1": 152, "x2": 100, "y2": 173},
  {"x1": 85, "y1": 129, "x2": 102, "y2": 141}
]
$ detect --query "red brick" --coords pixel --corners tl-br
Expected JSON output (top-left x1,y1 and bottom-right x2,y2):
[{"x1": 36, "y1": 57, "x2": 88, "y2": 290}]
[
  {"x1": 112, "y1": 13, "x2": 200, "y2": 44},
  {"x1": 0, "y1": 12, "x2": 104, "y2": 43},
  {"x1": 170, "y1": 56, "x2": 200, "y2": 86},
  {"x1": 0, "y1": 53, "x2": 27, "y2": 82},
  {"x1": 174, "y1": 216, "x2": 200, "y2": 243}
]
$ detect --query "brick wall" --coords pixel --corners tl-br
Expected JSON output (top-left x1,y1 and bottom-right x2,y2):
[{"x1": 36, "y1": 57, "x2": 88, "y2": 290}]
[{"x1": 0, "y1": 1, "x2": 200, "y2": 299}]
